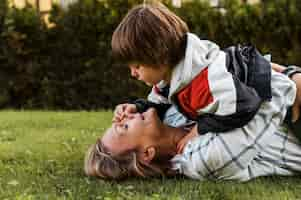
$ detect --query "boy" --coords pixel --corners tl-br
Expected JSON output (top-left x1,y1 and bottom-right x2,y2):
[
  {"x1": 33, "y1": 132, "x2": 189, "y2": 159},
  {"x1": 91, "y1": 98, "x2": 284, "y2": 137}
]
[{"x1": 111, "y1": 3, "x2": 301, "y2": 149}]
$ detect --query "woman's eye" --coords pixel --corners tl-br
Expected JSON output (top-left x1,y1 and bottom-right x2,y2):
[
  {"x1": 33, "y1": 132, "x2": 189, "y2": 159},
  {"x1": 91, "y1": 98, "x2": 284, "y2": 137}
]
[{"x1": 123, "y1": 124, "x2": 128, "y2": 129}]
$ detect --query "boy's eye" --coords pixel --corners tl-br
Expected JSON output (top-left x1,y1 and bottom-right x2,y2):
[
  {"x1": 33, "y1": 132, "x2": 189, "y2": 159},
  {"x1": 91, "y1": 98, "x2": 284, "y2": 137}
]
[{"x1": 132, "y1": 64, "x2": 140, "y2": 69}]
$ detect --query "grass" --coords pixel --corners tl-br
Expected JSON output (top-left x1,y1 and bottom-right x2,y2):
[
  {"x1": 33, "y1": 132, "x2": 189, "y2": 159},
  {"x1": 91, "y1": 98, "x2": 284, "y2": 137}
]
[{"x1": 1, "y1": 111, "x2": 301, "y2": 200}]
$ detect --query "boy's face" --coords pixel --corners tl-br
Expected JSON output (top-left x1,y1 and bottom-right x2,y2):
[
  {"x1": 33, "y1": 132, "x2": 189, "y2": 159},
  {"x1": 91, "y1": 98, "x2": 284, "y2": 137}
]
[{"x1": 129, "y1": 64, "x2": 170, "y2": 86}]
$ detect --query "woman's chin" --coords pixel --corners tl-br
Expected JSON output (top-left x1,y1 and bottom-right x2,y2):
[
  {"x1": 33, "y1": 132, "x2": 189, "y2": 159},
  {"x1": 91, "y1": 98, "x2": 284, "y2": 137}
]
[{"x1": 146, "y1": 108, "x2": 163, "y2": 130}]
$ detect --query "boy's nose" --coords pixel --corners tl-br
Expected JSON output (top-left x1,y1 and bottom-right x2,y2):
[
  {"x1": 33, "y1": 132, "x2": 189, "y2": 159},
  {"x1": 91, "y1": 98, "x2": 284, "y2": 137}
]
[{"x1": 130, "y1": 68, "x2": 139, "y2": 78}]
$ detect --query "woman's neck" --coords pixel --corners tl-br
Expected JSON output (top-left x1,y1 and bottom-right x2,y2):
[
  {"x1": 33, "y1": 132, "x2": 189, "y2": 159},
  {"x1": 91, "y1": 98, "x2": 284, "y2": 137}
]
[{"x1": 157, "y1": 125, "x2": 187, "y2": 157}]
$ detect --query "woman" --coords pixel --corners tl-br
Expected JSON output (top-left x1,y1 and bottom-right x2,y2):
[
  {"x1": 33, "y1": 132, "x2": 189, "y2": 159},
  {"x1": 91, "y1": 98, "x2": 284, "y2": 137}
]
[{"x1": 85, "y1": 71, "x2": 301, "y2": 181}]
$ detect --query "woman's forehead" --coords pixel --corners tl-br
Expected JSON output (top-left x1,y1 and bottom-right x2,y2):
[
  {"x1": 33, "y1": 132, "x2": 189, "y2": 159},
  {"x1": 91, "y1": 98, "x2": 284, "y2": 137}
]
[{"x1": 101, "y1": 127, "x2": 118, "y2": 153}]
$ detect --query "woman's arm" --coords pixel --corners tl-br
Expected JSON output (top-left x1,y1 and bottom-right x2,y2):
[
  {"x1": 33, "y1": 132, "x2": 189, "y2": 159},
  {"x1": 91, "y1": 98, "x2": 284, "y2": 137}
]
[
  {"x1": 271, "y1": 62, "x2": 286, "y2": 72},
  {"x1": 271, "y1": 63, "x2": 301, "y2": 122}
]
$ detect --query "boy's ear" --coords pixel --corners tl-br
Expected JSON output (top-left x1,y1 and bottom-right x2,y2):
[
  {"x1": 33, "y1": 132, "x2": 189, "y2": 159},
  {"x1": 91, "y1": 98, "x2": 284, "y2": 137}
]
[{"x1": 139, "y1": 146, "x2": 156, "y2": 164}]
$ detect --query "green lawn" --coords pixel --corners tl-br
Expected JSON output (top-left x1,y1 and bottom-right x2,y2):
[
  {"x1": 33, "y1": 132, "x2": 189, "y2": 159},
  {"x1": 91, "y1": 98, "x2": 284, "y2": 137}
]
[{"x1": 1, "y1": 111, "x2": 301, "y2": 200}]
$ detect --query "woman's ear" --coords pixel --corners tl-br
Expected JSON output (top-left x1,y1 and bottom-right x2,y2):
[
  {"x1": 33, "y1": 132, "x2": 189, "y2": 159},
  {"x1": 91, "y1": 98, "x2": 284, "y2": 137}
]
[{"x1": 140, "y1": 146, "x2": 156, "y2": 164}]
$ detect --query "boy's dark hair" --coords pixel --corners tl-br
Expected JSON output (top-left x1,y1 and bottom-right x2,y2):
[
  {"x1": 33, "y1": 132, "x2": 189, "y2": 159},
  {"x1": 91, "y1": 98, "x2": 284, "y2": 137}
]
[{"x1": 111, "y1": 3, "x2": 189, "y2": 68}]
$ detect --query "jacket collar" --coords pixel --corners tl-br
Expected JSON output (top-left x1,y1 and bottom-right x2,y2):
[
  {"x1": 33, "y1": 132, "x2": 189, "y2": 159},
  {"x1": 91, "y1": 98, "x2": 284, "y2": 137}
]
[{"x1": 168, "y1": 33, "x2": 220, "y2": 101}]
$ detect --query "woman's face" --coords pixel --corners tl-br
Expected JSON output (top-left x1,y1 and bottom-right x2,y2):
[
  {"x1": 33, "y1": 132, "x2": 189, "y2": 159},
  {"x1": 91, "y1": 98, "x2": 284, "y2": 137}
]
[{"x1": 101, "y1": 108, "x2": 162, "y2": 156}]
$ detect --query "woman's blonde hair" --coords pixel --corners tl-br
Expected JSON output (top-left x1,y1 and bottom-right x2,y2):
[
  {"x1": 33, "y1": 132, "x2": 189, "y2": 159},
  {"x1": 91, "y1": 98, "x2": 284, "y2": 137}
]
[{"x1": 84, "y1": 138, "x2": 171, "y2": 180}]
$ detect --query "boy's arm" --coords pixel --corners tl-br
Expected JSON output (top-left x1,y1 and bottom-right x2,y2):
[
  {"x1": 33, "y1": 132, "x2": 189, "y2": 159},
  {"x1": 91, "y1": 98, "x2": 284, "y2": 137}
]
[
  {"x1": 177, "y1": 110, "x2": 259, "y2": 152},
  {"x1": 113, "y1": 98, "x2": 171, "y2": 122},
  {"x1": 175, "y1": 45, "x2": 265, "y2": 135},
  {"x1": 133, "y1": 99, "x2": 172, "y2": 120},
  {"x1": 194, "y1": 64, "x2": 301, "y2": 135},
  {"x1": 196, "y1": 108, "x2": 259, "y2": 135}
]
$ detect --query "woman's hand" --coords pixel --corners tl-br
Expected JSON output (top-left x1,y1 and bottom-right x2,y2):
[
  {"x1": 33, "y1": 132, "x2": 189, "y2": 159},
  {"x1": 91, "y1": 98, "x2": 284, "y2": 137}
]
[
  {"x1": 271, "y1": 63, "x2": 301, "y2": 122},
  {"x1": 291, "y1": 73, "x2": 301, "y2": 122},
  {"x1": 271, "y1": 62, "x2": 286, "y2": 72},
  {"x1": 177, "y1": 125, "x2": 198, "y2": 154},
  {"x1": 113, "y1": 103, "x2": 137, "y2": 122}
]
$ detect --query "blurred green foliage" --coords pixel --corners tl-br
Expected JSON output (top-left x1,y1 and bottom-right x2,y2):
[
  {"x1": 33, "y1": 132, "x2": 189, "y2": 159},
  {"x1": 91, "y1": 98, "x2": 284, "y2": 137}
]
[{"x1": 0, "y1": 0, "x2": 300, "y2": 109}]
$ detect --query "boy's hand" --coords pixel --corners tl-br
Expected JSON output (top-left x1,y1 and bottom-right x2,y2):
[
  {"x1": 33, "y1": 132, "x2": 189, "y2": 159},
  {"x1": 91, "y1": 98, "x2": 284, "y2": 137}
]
[
  {"x1": 177, "y1": 125, "x2": 198, "y2": 154},
  {"x1": 113, "y1": 103, "x2": 137, "y2": 122}
]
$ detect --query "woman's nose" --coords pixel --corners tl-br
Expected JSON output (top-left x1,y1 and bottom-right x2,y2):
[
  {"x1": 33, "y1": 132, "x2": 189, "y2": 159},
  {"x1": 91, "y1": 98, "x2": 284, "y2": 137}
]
[{"x1": 125, "y1": 113, "x2": 135, "y2": 119}]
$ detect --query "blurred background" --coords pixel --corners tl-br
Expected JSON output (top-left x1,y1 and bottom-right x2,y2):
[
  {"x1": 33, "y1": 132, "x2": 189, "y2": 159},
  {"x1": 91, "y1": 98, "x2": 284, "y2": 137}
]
[{"x1": 0, "y1": 0, "x2": 300, "y2": 110}]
